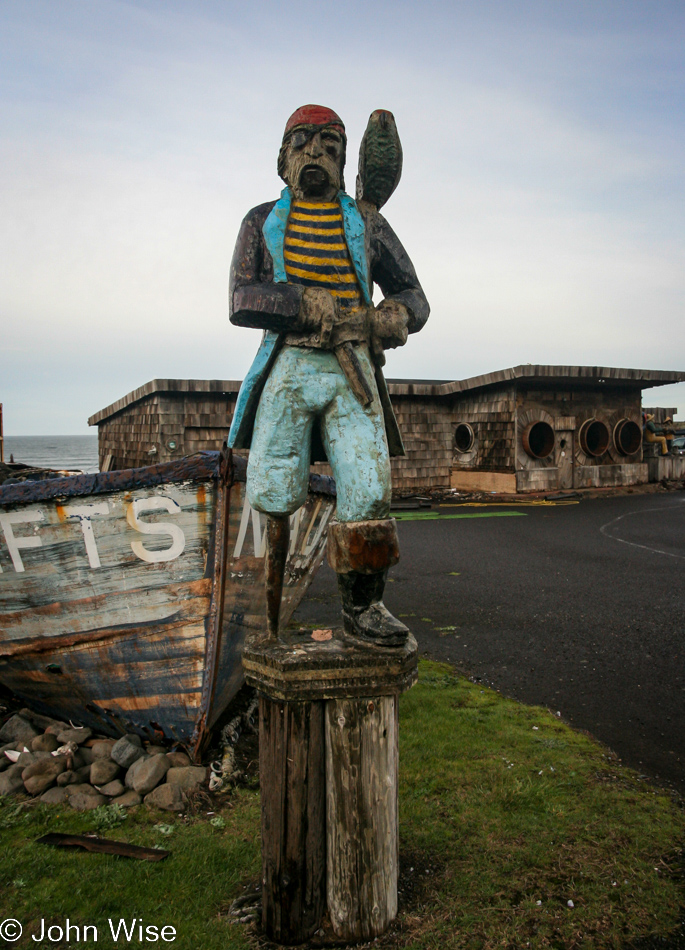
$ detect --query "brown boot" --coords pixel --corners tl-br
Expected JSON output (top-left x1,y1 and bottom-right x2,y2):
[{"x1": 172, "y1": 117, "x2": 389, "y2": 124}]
[{"x1": 327, "y1": 519, "x2": 408, "y2": 648}]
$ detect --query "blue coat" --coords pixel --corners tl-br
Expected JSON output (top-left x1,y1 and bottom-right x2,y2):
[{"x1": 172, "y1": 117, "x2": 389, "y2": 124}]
[{"x1": 227, "y1": 187, "x2": 429, "y2": 459}]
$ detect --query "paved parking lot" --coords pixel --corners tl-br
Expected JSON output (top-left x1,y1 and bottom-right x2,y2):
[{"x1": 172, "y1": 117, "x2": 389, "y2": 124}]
[{"x1": 293, "y1": 490, "x2": 685, "y2": 793}]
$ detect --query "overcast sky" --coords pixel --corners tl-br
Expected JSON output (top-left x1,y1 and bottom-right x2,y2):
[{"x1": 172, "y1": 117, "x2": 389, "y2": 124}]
[{"x1": 1, "y1": 0, "x2": 684, "y2": 434}]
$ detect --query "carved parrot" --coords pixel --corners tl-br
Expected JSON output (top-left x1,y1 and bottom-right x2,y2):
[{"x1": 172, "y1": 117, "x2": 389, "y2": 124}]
[{"x1": 355, "y1": 110, "x2": 403, "y2": 211}]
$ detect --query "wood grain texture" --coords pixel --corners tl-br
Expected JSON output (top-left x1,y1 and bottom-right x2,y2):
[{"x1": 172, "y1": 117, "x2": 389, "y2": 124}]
[
  {"x1": 0, "y1": 454, "x2": 335, "y2": 747},
  {"x1": 259, "y1": 695, "x2": 326, "y2": 944},
  {"x1": 325, "y1": 695, "x2": 399, "y2": 941}
]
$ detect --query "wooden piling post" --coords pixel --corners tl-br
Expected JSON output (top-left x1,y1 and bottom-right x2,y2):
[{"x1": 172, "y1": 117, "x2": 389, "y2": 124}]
[
  {"x1": 243, "y1": 628, "x2": 417, "y2": 944},
  {"x1": 326, "y1": 695, "x2": 399, "y2": 940},
  {"x1": 259, "y1": 696, "x2": 326, "y2": 944}
]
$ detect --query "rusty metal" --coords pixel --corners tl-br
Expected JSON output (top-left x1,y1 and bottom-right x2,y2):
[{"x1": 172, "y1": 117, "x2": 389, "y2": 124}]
[
  {"x1": 613, "y1": 418, "x2": 642, "y2": 456},
  {"x1": 522, "y1": 421, "x2": 555, "y2": 460},
  {"x1": 579, "y1": 418, "x2": 610, "y2": 457}
]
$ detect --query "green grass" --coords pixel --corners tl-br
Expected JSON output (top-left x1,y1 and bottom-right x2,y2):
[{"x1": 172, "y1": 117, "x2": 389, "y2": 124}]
[{"x1": 0, "y1": 661, "x2": 683, "y2": 949}]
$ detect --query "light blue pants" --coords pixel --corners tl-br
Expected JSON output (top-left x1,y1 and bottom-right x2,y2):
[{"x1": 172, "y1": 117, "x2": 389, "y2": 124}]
[{"x1": 247, "y1": 345, "x2": 391, "y2": 522}]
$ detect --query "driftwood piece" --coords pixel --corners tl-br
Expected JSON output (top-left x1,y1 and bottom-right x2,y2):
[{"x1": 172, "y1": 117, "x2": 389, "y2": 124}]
[
  {"x1": 325, "y1": 695, "x2": 398, "y2": 941},
  {"x1": 37, "y1": 833, "x2": 169, "y2": 861},
  {"x1": 259, "y1": 695, "x2": 326, "y2": 944}
]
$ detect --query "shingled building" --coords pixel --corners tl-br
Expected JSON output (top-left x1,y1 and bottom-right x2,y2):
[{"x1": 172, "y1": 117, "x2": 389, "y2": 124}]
[{"x1": 89, "y1": 365, "x2": 685, "y2": 494}]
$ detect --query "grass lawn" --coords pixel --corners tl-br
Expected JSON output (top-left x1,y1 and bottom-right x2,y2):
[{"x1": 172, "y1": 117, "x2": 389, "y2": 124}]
[{"x1": 0, "y1": 660, "x2": 682, "y2": 949}]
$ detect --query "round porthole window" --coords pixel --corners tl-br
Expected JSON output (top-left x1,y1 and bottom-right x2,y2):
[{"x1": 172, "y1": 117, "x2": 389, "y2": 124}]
[
  {"x1": 613, "y1": 419, "x2": 641, "y2": 456},
  {"x1": 579, "y1": 419, "x2": 610, "y2": 457},
  {"x1": 522, "y1": 421, "x2": 555, "y2": 459},
  {"x1": 166, "y1": 439, "x2": 179, "y2": 452},
  {"x1": 454, "y1": 423, "x2": 475, "y2": 453}
]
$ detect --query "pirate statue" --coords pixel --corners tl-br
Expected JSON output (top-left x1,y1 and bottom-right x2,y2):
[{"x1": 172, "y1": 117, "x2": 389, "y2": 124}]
[{"x1": 228, "y1": 104, "x2": 429, "y2": 648}]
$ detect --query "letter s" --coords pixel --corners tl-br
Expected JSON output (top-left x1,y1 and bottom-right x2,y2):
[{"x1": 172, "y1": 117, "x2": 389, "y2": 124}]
[{"x1": 127, "y1": 496, "x2": 185, "y2": 563}]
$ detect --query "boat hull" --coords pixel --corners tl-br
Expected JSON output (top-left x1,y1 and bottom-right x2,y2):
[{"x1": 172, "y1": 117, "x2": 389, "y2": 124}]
[{"x1": 0, "y1": 451, "x2": 335, "y2": 754}]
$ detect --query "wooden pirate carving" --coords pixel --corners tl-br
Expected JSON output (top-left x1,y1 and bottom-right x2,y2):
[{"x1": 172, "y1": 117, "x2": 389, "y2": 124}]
[{"x1": 228, "y1": 105, "x2": 429, "y2": 647}]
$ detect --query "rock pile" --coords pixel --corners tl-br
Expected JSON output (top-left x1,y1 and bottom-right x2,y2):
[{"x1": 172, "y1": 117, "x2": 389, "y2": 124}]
[{"x1": 0, "y1": 710, "x2": 207, "y2": 812}]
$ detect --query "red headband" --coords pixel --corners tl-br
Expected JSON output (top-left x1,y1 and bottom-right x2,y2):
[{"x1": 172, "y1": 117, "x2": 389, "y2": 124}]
[{"x1": 284, "y1": 104, "x2": 345, "y2": 137}]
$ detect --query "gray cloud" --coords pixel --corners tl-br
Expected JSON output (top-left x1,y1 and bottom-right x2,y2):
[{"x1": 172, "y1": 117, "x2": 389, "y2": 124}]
[{"x1": 1, "y1": 0, "x2": 683, "y2": 433}]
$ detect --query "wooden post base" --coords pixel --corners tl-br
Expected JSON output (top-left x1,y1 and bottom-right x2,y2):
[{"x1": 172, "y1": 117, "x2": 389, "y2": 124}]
[
  {"x1": 326, "y1": 695, "x2": 398, "y2": 941},
  {"x1": 244, "y1": 627, "x2": 417, "y2": 944},
  {"x1": 259, "y1": 696, "x2": 326, "y2": 944}
]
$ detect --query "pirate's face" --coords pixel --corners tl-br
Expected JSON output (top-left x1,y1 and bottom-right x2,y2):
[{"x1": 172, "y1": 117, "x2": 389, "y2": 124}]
[{"x1": 283, "y1": 126, "x2": 344, "y2": 199}]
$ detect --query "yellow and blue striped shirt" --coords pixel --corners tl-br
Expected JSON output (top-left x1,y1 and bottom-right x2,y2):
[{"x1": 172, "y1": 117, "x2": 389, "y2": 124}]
[{"x1": 284, "y1": 200, "x2": 363, "y2": 311}]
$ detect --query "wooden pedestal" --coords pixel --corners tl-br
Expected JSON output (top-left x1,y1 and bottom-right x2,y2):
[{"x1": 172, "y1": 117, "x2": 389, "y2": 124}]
[{"x1": 244, "y1": 627, "x2": 417, "y2": 945}]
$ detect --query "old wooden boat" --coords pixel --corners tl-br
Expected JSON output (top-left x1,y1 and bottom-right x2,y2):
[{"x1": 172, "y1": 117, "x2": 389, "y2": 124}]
[{"x1": 0, "y1": 449, "x2": 335, "y2": 756}]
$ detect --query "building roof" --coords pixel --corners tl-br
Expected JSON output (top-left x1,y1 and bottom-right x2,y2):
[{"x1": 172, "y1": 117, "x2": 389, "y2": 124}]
[
  {"x1": 88, "y1": 379, "x2": 242, "y2": 426},
  {"x1": 89, "y1": 365, "x2": 685, "y2": 425},
  {"x1": 386, "y1": 365, "x2": 685, "y2": 398}
]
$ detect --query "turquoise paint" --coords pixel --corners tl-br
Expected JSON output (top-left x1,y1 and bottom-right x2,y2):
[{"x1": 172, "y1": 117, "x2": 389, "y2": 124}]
[
  {"x1": 262, "y1": 188, "x2": 292, "y2": 283},
  {"x1": 247, "y1": 345, "x2": 390, "y2": 521},
  {"x1": 338, "y1": 192, "x2": 372, "y2": 305},
  {"x1": 393, "y1": 511, "x2": 528, "y2": 522},
  {"x1": 227, "y1": 331, "x2": 280, "y2": 448}
]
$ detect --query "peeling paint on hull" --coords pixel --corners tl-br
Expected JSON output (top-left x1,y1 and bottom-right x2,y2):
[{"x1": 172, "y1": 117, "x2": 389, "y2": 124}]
[{"x1": 0, "y1": 451, "x2": 335, "y2": 757}]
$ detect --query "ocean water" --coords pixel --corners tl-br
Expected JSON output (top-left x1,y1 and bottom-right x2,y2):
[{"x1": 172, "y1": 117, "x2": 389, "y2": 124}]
[{"x1": 3, "y1": 435, "x2": 99, "y2": 473}]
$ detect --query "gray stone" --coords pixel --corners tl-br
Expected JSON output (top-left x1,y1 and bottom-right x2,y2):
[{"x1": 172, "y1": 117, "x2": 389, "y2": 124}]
[
  {"x1": 146, "y1": 744, "x2": 167, "y2": 756},
  {"x1": 0, "y1": 764, "x2": 25, "y2": 796},
  {"x1": 127, "y1": 733, "x2": 143, "y2": 747},
  {"x1": 166, "y1": 766, "x2": 208, "y2": 791},
  {"x1": 90, "y1": 759, "x2": 120, "y2": 787},
  {"x1": 78, "y1": 746, "x2": 95, "y2": 765},
  {"x1": 17, "y1": 751, "x2": 51, "y2": 768},
  {"x1": 57, "y1": 770, "x2": 82, "y2": 787},
  {"x1": 57, "y1": 727, "x2": 93, "y2": 746},
  {"x1": 144, "y1": 783, "x2": 185, "y2": 812},
  {"x1": 166, "y1": 751, "x2": 192, "y2": 768},
  {"x1": 125, "y1": 754, "x2": 170, "y2": 795},
  {"x1": 91, "y1": 739, "x2": 116, "y2": 759},
  {"x1": 0, "y1": 744, "x2": 17, "y2": 772},
  {"x1": 69, "y1": 791, "x2": 107, "y2": 811},
  {"x1": 112, "y1": 790, "x2": 143, "y2": 808},
  {"x1": 0, "y1": 714, "x2": 40, "y2": 745},
  {"x1": 76, "y1": 764, "x2": 92, "y2": 781},
  {"x1": 31, "y1": 733, "x2": 59, "y2": 753},
  {"x1": 111, "y1": 735, "x2": 145, "y2": 769},
  {"x1": 18, "y1": 709, "x2": 68, "y2": 733},
  {"x1": 65, "y1": 782, "x2": 101, "y2": 798},
  {"x1": 98, "y1": 779, "x2": 125, "y2": 797},
  {"x1": 40, "y1": 786, "x2": 68, "y2": 805},
  {"x1": 22, "y1": 757, "x2": 67, "y2": 796}
]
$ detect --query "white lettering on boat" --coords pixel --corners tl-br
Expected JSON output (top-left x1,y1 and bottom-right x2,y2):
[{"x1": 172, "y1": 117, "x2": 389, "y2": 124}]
[
  {"x1": 0, "y1": 509, "x2": 44, "y2": 573},
  {"x1": 126, "y1": 497, "x2": 186, "y2": 563},
  {"x1": 64, "y1": 502, "x2": 110, "y2": 569},
  {"x1": 232, "y1": 494, "x2": 332, "y2": 560}
]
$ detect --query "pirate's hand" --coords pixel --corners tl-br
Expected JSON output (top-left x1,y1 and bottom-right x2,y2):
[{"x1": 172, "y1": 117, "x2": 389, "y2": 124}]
[
  {"x1": 297, "y1": 287, "x2": 338, "y2": 332},
  {"x1": 372, "y1": 299, "x2": 409, "y2": 348}
]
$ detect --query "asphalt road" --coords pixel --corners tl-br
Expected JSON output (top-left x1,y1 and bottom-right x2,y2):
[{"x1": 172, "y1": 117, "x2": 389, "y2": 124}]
[{"x1": 292, "y1": 490, "x2": 685, "y2": 794}]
